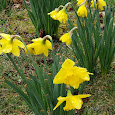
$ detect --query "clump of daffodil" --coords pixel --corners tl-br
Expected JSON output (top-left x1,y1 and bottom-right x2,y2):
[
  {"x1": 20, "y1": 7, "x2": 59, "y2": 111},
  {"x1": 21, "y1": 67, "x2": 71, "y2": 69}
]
[
  {"x1": 53, "y1": 90, "x2": 91, "y2": 111},
  {"x1": 60, "y1": 27, "x2": 77, "y2": 46},
  {"x1": 77, "y1": 0, "x2": 87, "y2": 17},
  {"x1": 0, "y1": 33, "x2": 24, "y2": 56},
  {"x1": 53, "y1": 58, "x2": 93, "y2": 89},
  {"x1": 48, "y1": 2, "x2": 71, "y2": 23},
  {"x1": 91, "y1": 0, "x2": 106, "y2": 10},
  {"x1": 25, "y1": 35, "x2": 52, "y2": 56}
]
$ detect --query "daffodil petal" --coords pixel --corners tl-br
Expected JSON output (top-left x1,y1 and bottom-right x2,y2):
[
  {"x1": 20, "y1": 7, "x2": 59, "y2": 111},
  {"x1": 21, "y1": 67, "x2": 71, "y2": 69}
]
[
  {"x1": 53, "y1": 96, "x2": 67, "y2": 110},
  {"x1": 12, "y1": 44, "x2": 20, "y2": 56},
  {"x1": 46, "y1": 40, "x2": 52, "y2": 50},
  {"x1": 13, "y1": 39, "x2": 24, "y2": 48},
  {"x1": 76, "y1": 94, "x2": 91, "y2": 99},
  {"x1": 0, "y1": 33, "x2": 11, "y2": 40}
]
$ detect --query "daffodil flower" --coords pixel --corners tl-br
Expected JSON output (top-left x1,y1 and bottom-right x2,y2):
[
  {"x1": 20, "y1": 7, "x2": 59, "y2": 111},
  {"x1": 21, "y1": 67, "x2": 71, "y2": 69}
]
[
  {"x1": 25, "y1": 35, "x2": 52, "y2": 56},
  {"x1": 48, "y1": 9, "x2": 59, "y2": 20},
  {"x1": 53, "y1": 90, "x2": 91, "y2": 111},
  {"x1": 0, "y1": 33, "x2": 24, "y2": 56},
  {"x1": 77, "y1": 5, "x2": 87, "y2": 17},
  {"x1": 48, "y1": 3, "x2": 71, "y2": 23},
  {"x1": 56, "y1": 8, "x2": 68, "y2": 23},
  {"x1": 53, "y1": 59, "x2": 93, "y2": 89},
  {"x1": 91, "y1": 0, "x2": 106, "y2": 10},
  {"x1": 60, "y1": 27, "x2": 77, "y2": 46}
]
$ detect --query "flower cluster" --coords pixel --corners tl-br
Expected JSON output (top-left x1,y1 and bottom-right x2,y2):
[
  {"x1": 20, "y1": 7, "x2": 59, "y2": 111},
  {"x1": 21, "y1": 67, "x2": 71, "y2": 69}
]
[{"x1": 53, "y1": 59, "x2": 92, "y2": 111}]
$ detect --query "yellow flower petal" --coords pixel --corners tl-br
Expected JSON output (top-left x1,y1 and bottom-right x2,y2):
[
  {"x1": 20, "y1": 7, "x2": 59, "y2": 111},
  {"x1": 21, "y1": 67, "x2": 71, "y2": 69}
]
[
  {"x1": 48, "y1": 10, "x2": 58, "y2": 20},
  {"x1": 77, "y1": 5, "x2": 87, "y2": 17},
  {"x1": 12, "y1": 44, "x2": 20, "y2": 56},
  {"x1": 53, "y1": 96, "x2": 67, "y2": 110},
  {"x1": 56, "y1": 9, "x2": 68, "y2": 23},
  {"x1": 62, "y1": 58, "x2": 75, "y2": 68},
  {"x1": 76, "y1": 94, "x2": 91, "y2": 99},
  {"x1": 46, "y1": 40, "x2": 52, "y2": 50},
  {"x1": 25, "y1": 44, "x2": 35, "y2": 54},
  {"x1": 0, "y1": 33, "x2": 11, "y2": 40},
  {"x1": 2, "y1": 42, "x2": 12, "y2": 53},
  {"x1": 13, "y1": 39, "x2": 24, "y2": 48}
]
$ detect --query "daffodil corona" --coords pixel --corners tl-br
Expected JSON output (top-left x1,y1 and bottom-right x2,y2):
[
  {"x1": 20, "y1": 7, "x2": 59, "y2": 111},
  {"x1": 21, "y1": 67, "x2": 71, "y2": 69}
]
[
  {"x1": 53, "y1": 90, "x2": 91, "y2": 111},
  {"x1": 53, "y1": 59, "x2": 93, "y2": 89},
  {"x1": 0, "y1": 33, "x2": 24, "y2": 56},
  {"x1": 25, "y1": 36, "x2": 52, "y2": 56}
]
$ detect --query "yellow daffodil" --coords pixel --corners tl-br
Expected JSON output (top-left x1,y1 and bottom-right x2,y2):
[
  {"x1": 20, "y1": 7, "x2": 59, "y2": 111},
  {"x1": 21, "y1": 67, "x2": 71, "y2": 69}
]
[
  {"x1": 91, "y1": 0, "x2": 106, "y2": 10},
  {"x1": 48, "y1": 10, "x2": 58, "y2": 20},
  {"x1": 56, "y1": 8, "x2": 68, "y2": 23},
  {"x1": 60, "y1": 33, "x2": 72, "y2": 46},
  {"x1": 60, "y1": 27, "x2": 77, "y2": 46},
  {"x1": 0, "y1": 33, "x2": 24, "y2": 56},
  {"x1": 53, "y1": 59, "x2": 93, "y2": 89},
  {"x1": 25, "y1": 36, "x2": 52, "y2": 56},
  {"x1": 53, "y1": 90, "x2": 91, "y2": 111},
  {"x1": 77, "y1": 5, "x2": 87, "y2": 17},
  {"x1": 0, "y1": 45, "x2": 2, "y2": 54}
]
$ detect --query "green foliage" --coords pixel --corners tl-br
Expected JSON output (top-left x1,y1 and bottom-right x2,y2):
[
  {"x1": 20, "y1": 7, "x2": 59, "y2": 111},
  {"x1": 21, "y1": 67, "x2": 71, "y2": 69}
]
[
  {"x1": 5, "y1": 46, "x2": 70, "y2": 115},
  {"x1": 99, "y1": 6, "x2": 115, "y2": 76},
  {"x1": 0, "y1": 0, "x2": 10, "y2": 12},
  {"x1": 24, "y1": 0, "x2": 70, "y2": 36},
  {"x1": 0, "y1": 0, "x2": 7, "y2": 11},
  {"x1": 68, "y1": 4, "x2": 114, "y2": 76}
]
